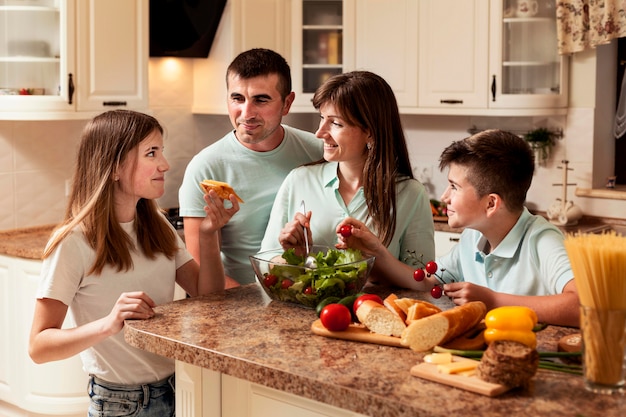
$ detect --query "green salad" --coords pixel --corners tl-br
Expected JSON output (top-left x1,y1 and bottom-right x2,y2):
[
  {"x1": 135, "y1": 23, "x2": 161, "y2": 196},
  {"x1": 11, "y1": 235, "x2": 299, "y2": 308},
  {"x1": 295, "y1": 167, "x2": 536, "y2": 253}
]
[{"x1": 260, "y1": 247, "x2": 371, "y2": 308}]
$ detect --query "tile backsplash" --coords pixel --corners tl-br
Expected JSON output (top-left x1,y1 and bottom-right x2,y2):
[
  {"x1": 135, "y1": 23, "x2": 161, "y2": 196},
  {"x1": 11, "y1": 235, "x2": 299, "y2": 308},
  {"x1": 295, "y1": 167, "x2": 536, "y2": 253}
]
[{"x1": 1, "y1": 58, "x2": 624, "y2": 231}]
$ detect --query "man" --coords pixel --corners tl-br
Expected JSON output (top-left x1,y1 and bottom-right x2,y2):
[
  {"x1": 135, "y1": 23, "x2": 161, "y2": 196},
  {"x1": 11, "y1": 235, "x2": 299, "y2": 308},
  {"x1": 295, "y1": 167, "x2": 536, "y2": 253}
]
[{"x1": 179, "y1": 49, "x2": 323, "y2": 287}]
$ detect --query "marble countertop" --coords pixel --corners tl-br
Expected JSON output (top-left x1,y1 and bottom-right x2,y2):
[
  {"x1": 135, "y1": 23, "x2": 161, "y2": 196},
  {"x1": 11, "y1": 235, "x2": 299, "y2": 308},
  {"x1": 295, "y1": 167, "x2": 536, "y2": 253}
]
[
  {"x1": 0, "y1": 224, "x2": 55, "y2": 259},
  {"x1": 124, "y1": 284, "x2": 625, "y2": 417}
]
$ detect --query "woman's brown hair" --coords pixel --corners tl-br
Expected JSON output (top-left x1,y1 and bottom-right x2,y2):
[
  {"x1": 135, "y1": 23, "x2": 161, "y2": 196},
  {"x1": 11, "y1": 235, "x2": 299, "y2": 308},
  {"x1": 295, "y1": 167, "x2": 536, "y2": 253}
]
[
  {"x1": 43, "y1": 110, "x2": 178, "y2": 275},
  {"x1": 312, "y1": 71, "x2": 414, "y2": 246}
]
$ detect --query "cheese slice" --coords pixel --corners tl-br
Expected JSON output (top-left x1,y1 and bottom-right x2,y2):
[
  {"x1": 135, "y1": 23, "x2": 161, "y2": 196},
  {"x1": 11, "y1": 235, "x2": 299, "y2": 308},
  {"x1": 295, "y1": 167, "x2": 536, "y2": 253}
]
[
  {"x1": 437, "y1": 360, "x2": 479, "y2": 375},
  {"x1": 423, "y1": 352, "x2": 452, "y2": 364}
]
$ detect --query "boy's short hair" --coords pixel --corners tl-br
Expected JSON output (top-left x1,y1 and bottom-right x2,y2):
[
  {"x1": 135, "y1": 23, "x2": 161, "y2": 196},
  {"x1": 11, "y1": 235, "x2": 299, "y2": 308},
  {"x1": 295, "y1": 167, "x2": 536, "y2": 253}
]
[
  {"x1": 226, "y1": 48, "x2": 292, "y2": 100},
  {"x1": 439, "y1": 129, "x2": 535, "y2": 211}
]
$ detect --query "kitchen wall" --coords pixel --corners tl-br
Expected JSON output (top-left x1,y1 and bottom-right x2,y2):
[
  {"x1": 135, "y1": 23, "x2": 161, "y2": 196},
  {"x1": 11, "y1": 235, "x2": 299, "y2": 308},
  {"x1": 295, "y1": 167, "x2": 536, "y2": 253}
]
[{"x1": 0, "y1": 45, "x2": 624, "y2": 231}]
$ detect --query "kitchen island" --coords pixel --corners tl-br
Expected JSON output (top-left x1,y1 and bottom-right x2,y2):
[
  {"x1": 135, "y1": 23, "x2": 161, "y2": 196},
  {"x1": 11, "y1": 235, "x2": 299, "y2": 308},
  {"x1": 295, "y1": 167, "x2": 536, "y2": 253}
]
[{"x1": 124, "y1": 284, "x2": 624, "y2": 417}]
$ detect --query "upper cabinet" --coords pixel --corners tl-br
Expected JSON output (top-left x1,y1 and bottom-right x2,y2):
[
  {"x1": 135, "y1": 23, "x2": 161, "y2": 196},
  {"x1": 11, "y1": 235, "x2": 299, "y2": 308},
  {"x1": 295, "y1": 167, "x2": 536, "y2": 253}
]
[
  {"x1": 418, "y1": 0, "x2": 489, "y2": 111},
  {"x1": 0, "y1": 0, "x2": 148, "y2": 120},
  {"x1": 356, "y1": 0, "x2": 418, "y2": 108},
  {"x1": 191, "y1": 0, "x2": 569, "y2": 116},
  {"x1": 488, "y1": 0, "x2": 568, "y2": 109},
  {"x1": 290, "y1": 0, "x2": 355, "y2": 111}
]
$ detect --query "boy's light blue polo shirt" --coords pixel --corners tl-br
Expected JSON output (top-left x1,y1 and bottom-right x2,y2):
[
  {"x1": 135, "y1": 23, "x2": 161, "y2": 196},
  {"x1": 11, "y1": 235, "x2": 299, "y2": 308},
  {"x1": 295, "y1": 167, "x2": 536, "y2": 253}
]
[{"x1": 437, "y1": 208, "x2": 574, "y2": 295}]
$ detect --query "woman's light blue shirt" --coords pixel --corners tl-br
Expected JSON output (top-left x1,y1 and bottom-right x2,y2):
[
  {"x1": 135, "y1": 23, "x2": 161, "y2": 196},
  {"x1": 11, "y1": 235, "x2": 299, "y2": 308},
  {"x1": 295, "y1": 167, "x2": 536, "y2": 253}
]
[{"x1": 260, "y1": 162, "x2": 435, "y2": 264}]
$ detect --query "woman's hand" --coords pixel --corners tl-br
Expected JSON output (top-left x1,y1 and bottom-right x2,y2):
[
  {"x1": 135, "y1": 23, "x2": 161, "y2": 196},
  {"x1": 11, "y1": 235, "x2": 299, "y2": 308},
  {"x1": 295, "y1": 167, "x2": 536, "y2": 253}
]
[
  {"x1": 335, "y1": 217, "x2": 383, "y2": 257},
  {"x1": 104, "y1": 291, "x2": 156, "y2": 336},
  {"x1": 278, "y1": 210, "x2": 311, "y2": 250},
  {"x1": 201, "y1": 190, "x2": 240, "y2": 234}
]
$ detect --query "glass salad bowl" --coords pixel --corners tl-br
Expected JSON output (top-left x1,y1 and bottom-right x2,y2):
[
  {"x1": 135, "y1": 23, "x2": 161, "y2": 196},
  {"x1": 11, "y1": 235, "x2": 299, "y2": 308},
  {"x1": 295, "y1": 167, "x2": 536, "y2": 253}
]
[{"x1": 249, "y1": 245, "x2": 375, "y2": 309}]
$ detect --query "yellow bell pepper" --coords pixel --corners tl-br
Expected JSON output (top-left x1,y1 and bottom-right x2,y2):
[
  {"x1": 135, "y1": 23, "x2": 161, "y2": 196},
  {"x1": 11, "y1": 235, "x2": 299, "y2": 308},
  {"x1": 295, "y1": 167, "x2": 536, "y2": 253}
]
[
  {"x1": 483, "y1": 306, "x2": 538, "y2": 349},
  {"x1": 483, "y1": 328, "x2": 537, "y2": 349}
]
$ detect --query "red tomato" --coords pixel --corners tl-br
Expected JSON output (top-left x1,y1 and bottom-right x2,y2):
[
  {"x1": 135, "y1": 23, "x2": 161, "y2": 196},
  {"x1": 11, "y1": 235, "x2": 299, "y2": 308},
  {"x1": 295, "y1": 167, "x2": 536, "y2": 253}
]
[
  {"x1": 304, "y1": 286, "x2": 315, "y2": 295},
  {"x1": 353, "y1": 294, "x2": 383, "y2": 313},
  {"x1": 339, "y1": 225, "x2": 352, "y2": 238},
  {"x1": 281, "y1": 279, "x2": 293, "y2": 289},
  {"x1": 320, "y1": 304, "x2": 352, "y2": 331},
  {"x1": 263, "y1": 274, "x2": 278, "y2": 287}
]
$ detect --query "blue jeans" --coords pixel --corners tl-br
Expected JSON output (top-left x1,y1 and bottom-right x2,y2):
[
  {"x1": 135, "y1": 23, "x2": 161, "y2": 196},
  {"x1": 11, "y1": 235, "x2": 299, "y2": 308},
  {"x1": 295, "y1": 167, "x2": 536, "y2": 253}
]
[{"x1": 87, "y1": 374, "x2": 175, "y2": 417}]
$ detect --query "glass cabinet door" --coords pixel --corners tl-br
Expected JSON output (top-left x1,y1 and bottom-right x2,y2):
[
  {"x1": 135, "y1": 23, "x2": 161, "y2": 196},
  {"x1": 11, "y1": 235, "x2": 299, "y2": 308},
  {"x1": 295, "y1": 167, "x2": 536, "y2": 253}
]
[
  {"x1": 301, "y1": 0, "x2": 343, "y2": 93},
  {"x1": 0, "y1": 0, "x2": 74, "y2": 114},
  {"x1": 291, "y1": 0, "x2": 354, "y2": 110},
  {"x1": 489, "y1": 0, "x2": 568, "y2": 109}
]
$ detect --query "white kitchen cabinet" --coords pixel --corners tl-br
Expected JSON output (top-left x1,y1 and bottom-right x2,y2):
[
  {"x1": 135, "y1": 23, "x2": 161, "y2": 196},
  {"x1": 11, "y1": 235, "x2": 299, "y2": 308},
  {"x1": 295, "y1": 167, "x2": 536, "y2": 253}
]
[
  {"x1": 192, "y1": 0, "x2": 291, "y2": 114},
  {"x1": 290, "y1": 0, "x2": 356, "y2": 111},
  {"x1": 0, "y1": 254, "x2": 87, "y2": 417},
  {"x1": 355, "y1": 0, "x2": 418, "y2": 108},
  {"x1": 434, "y1": 231, "x2": 461, "y2": 258},
  {"x1": 417, "y1": 0, "x2": 567, "y2": 115},
  {"x1": 418, "y1": 0, "x2": 489, "y2": 111},
  {"x1": 175, "y1": 361, "x2": 367, "y2": 417},
  {"x1": 488, "y1": 0, "x2": 568, "y2": 109},
  {"x1": 0, "y1": 0, "x2": 148, "y2": 120}
]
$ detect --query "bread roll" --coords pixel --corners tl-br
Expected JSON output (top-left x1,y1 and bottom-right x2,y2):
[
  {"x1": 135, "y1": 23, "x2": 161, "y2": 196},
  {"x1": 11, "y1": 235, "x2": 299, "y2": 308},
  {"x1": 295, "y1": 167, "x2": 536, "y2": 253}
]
[
  {"x1": 199, "y1": 179, "x2": 244, "y2": 203},
  {"x1": 356, "y1": 300, "x2": 407, "y2": 337},
  {"x1": 400, "y1": 301, "x2": 487, "y2": 352},
  {"x1": 477, "y1": 340, "x2": 539, "y2": 387}
]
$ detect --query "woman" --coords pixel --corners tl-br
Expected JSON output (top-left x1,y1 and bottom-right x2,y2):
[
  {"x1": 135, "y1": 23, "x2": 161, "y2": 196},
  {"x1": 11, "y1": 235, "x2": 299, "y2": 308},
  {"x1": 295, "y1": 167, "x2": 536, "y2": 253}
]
[
  {"x1": 260, "y1": 71, "x2": 434, "y2": 289},
  {"x1": 29, "y1": 110, "x2": 239, "y2": 416}
]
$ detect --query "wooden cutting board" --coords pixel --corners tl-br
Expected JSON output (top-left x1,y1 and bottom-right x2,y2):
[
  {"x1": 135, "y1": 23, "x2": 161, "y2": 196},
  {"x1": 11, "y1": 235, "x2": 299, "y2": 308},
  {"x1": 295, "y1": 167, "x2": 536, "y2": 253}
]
[
  {"x1": 410, "y1": 357, "x2": 511, "y2": 397},
  {"x1": 310, "y1": 319, "x2": 486, "y2": 350},
  {"x1": 311, "y1": 320, "x2": 404, "y2": 347}
]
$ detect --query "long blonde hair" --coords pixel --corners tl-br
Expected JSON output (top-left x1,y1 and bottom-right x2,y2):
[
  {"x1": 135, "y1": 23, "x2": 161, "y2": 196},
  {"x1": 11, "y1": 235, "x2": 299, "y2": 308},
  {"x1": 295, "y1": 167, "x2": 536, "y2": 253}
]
[{"x1": 44, "y1": 110, "x2": 178, "y2": 275}]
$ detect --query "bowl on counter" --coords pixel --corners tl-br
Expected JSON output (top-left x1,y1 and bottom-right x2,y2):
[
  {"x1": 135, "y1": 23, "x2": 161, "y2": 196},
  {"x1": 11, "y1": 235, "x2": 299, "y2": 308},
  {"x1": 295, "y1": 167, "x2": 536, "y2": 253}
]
[{"x1": 249, "y1": 245, "x2": 375, "y2": 309}]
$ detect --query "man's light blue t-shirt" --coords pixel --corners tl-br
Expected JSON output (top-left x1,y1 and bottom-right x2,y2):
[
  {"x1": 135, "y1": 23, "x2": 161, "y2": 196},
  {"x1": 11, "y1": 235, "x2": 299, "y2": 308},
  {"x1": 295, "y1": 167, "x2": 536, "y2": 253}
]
[
  {"x1": 260, "y1": 162, "x2": 436, "y2": 266},
  {"x1": 178, "y1": 125, "x2": 323, "y2": 284},
  {"x1": 436, "y1": 208, "x2": 574, "y2": 295}
]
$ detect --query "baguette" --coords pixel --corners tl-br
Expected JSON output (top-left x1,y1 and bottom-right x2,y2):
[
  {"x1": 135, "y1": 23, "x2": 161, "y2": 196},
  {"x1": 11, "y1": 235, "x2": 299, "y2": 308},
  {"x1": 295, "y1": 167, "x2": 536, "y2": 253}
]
[
  {"x1": 400, "y1": 301, "x2": 487, "y2": 352},
  {"x1": 356, "y1": 300, "x2": 407, "y2": 337},
  {"x1": 383, "y1": 294, "x2": 407, "y2": 322},
  {"x1": 404, "y1": 300, "x2": 441, "y2": 324}
]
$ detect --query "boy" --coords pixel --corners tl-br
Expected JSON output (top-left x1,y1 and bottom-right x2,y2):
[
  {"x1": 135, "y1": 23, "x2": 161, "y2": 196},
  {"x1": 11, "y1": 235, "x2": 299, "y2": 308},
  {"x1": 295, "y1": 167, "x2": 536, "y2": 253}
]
[{"x1": 426, "y1": 129, "x2": 579, "y2": 327}]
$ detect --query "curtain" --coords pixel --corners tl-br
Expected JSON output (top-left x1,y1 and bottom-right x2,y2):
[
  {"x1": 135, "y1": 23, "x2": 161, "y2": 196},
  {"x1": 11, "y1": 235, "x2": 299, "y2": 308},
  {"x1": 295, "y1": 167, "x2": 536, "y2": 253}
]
[{"x1": 556, "y1": 0, "x2": 626, "y2": 55}]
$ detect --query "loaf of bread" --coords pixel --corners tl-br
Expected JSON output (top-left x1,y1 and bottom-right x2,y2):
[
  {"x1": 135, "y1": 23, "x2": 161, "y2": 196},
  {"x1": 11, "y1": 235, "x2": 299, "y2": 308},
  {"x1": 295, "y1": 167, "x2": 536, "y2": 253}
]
[
  {"x1": 400, "y1": 301, "x2": 487, "y2": 352},
  {"x1": 356, "y1": 300, "x2": 407, "y2": 337},
  {"x1": 477, "y1": 340, "x2": 539, "y2": 387}
]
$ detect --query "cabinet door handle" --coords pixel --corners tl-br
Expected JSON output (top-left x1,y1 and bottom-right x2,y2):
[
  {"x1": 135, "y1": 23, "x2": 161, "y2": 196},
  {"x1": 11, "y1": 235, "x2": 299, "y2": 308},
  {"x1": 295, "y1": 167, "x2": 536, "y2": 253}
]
[
  {"x1": 440, "y1": 99, "x2": 463, "y2": 104},
  {"x1": 491, "y1": 75, "x2": 496, "y2": 101},
  {"x1": 103, "y1": 101, "x2": 128, "y2": 106},
  {"x1": 450, "y1": 237, "x2": 460, "y2": 242},
  {"x1": 68, "y1": 73, "x2": 74, "y2": 105}
]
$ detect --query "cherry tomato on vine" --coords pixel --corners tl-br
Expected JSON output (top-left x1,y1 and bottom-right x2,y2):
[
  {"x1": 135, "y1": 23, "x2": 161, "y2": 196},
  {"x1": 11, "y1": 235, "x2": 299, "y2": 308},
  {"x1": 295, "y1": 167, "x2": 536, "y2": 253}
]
[
  {"x1": 413, "y1": 269, "x2": 426, "y2": 282},
  {"x1": 430, "y1": 285, "x2": 443, "y2": 299},
  {"x1": 425, "y1": 261, "x2": 438, "y2": 275},
  {"x1": 339, "y1": 225, "x2": 352, "y2": 238},
  {"x1": 263, "y1": 274, "x2": 278, "y2": 288},
  {"x1": 320, "y1": 304, "x2": 352, "y2": 331}
]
